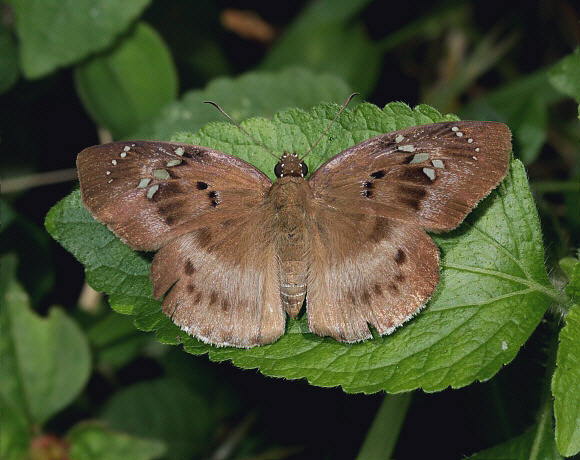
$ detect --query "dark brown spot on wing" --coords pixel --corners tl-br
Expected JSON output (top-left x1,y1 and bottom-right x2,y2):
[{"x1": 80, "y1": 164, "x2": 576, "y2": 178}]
[
  {"x1": 184, "y1": 260, "x2": 195, "y2": 275},
  {"x1": 209, "y1": 291, "x2": 218, "y2": 306},
  {"x1": 399, "y1": 167, "x2": 432, "y2": 185},
  {"x1": 370, "y1": 170, "x2": 386, "y2": 179},
  {"x1": 183, "y1": 147, "x2": 209, "y2": 159},
  {"x1": 394, "y1": 249, "x2": 406, "y2": 265},
  {"x1": 220, "y1": 299, "x2": 230, "y2": 312},
  {"x1": 373, "y1": 283, "x2": 383, "y2": 296},
  {"x1": 197, "y1": 228, "x2": 212, "y2": 248},
  {"x1": 196, "y1": 181, "x2": 209, "y2": 190},
  {"x1": 361, "y1": 289, "x2": 371, "y2": 305},
  {"x1": 347, "y1": 290, "x2": 356, "y2": 304},
  {"x1": 369, "y1": 217, "x2": 390, "y2": 243},
  {"x1": 186, "y1": 284, "x2": 195, "y2": 293},
  {"x1": 208, "y1": 190, "x2": 220, "y2": 207}
]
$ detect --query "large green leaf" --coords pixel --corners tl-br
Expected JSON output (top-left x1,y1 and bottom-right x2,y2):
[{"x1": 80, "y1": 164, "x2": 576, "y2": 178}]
[
  {"x1": 100, "y1": 378, "x2": 211, "y2": 460},
  {"x1": 11, "y1": 0, "x2": 150, "y2": 78},
  {"x1": 552, "y1": 259, "x2": 580, "y2": 457},
  {"x1": 0, "y1": 254, "x2": 91, "y2": 427},
  {"x1": 67, "y1": 422, "x2": 166, "y2": 460},
  {"x1": 131, "y1": 66, "x2": 352, "y2": 140},
  {"x1": 46, "y1": 101, "x2": 556, "y2": 393},
  {"x1": 74, "y1": 21, "x2": 178, "y2": 139}
]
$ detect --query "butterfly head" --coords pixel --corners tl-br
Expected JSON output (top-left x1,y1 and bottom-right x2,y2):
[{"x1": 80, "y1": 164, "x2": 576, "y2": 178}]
[{"x1": 274, "y1": 151, "x2": 308, "y2": 179}]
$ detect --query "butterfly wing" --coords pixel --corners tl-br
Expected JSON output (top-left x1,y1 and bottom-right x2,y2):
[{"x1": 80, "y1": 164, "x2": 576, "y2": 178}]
[
  {"x1": 77, "y1": 141, "x2": 285, "y2": 347},
  {"x1": 306, "y1": 121, "x2": 511, "y2": 341}
]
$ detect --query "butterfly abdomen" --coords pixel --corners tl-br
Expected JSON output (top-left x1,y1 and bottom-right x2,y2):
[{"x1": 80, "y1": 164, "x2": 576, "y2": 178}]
[{"x1": 267, "y1": 177, "x2": 314, "y2": 318}]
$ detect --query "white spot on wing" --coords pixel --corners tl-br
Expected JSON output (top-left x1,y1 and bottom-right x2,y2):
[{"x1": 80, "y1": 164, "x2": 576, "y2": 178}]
[
  {"x1": 138, "y1": 178, "x2": 151, "y2": 188},
  {"x1": 175, "y1": 147, "x2": 185, "y2": 156},
  {"x1": 153, "y1": 169, "x2": 171, "y2": 180},
  {"x1": 432, "y1": 159, "x2": 444, "y2": 169},
  {"x1": 398, "y1": 144, "x2": 416, "y2": 152},
  {"x1": 124, "y1": 146, "x2": 131, "y2": 152},
  {"x1": 167, "y1": 159, "x2": 182, "y2": 167},
  {"x1": 395, "y1": 135, "x2": 405, "y2": 143},
  {"x1": 147, "y1": 184, "x2": 159, "y2": 199},
  {"x1": 422, "y1": 167, "x2": 436, "y2": 180},
  {"x1": 410, "y1": 152, "x2": 429, "y2": 164}
]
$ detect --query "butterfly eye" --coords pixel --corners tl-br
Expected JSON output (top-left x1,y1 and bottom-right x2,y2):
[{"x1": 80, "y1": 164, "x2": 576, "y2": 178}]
[
  {"x1": 300, "y1": 161, "x2": 308, "y2": 177},
  {"x1": 274, "y1": 162, "x2": 284, "y2": 178}
]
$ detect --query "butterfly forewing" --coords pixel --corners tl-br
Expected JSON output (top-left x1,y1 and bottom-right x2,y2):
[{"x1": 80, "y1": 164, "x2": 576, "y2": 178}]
[
  {"x1": 309, "y1": 121, "x2": 511, "y2": 231},
  {"x1": 77, "y1": 141, "x2": 272, "y2": 250}
]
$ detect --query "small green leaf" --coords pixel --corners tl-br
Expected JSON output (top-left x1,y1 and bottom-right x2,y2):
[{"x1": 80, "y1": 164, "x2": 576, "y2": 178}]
[
  {"x1": 47, "y1": 101, "x2": 555, "y2": 393},
  {"x1": 466, "y1": 417, "x2": 561, "y2": 459},
  {"x1": 132, "y1": 66, "x2": 352, "y2": 140},
  {"x1": 0, "y1": 254, "x2": 91, "y2": 426},
  {"x1": 548, "y1": 47, "x2": 580, "y2": 102},
  {"x1": 0, "y1": 25, "x2": 19, "y2": 94},
  {"x1": 260, "y1": 0, "x2": 380, "y2": 94},
  {"x1": 558, "y1": 257, "x2": 577, "y2": 280},
  {"x1": 0, "y1": 394, "x2": 29, "y2": 460},
  {"x1": 74, "y1": 21, "x2": 178, "y2": 139},
  {"x1": 11, "y1": 0, "x2": 150, "y2": 78},
  {"x1": 100, "y1": 378, "x2": 212, "y2": 460},
  {"x1": 67, "y1": 421, "x2": 166, "y2": 460},
  {"x1": 552, "y1": 302, "x2": 580, "y2": 457},
  {"x1": 565, "y1": 259, "x2": 580, "y2": 304}
]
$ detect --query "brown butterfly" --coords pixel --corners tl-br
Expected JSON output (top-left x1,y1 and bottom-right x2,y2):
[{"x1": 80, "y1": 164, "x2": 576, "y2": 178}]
[{"x1": 77, "y1": 105, "x2": 511, "y2": 348}]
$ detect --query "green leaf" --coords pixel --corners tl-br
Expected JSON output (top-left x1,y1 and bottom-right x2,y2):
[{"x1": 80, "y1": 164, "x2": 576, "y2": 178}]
[
  {"x1": 0, "y1": 254, "x2": 91, "y2": 426},
  {"x1": 67, "y1": 421, "x2": 166, "y2": 460},
  {"x1": 0, "y1": 25, "x2": 19, "y2": 94},
  {"x1": 466, "y1": 416, "x2": 561, "y2": 459},
  {"x1": 565, "y1": 258, "x2": 580, "y2": 304},
  {"x1": 558, "y1": 257, "x2": 578, "y2": 280},
  {"x1": 0, "y1": 394, "x2": 29, "y2": 460},
  {"x1": 461, "y1": 69, "x2": 562, "y2": 165},
  {"x1": 74, "y1": 21, "x2": 178, "y2": 139},
  {"x1": 100, "y1": 378, "x2": 212, "y2": 460},
  {"x1": 259, "y1": 0, "x2": 380, "y2": 94},
  {"x1": 46, "y1": 101, "x2": 556, "y2": 393},
  {"x1": 11, "y1": 0, "x2": 150, "y2": 79},
  {"x1": 552, "y1": 301, "x2": 580, "y2": 457},
  {"x1": 132, "y1": 66, "x2": 352, "y2": 140},
  {"x1": 548, "y1": 47, "x2": 580, "y2": 102}
]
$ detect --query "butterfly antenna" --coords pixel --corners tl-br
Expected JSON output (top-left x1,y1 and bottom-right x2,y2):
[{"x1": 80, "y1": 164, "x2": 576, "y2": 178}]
[
  {"x1": 299, "y1": 92, "x2": 359, "y2": 161},
  {"x1": 204, "y1": 101, "x2": 279, "y2": 159}
]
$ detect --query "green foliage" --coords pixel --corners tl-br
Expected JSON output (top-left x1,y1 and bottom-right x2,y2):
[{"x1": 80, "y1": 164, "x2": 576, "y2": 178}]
[
  {"x1": 3, "y1": 1, "x2": 579, "y2": 458},
  {"x1": 10, "y1": 0, "x2": 151, "y2": 78},
  {"x1": 74, "y1": 22, "x2": 178, "y2": 139}
]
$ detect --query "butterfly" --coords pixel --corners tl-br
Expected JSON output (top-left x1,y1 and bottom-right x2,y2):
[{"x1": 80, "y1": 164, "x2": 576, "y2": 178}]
[{"x1": 77, "y1": 105, "x2": 511, "y2": 348}]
